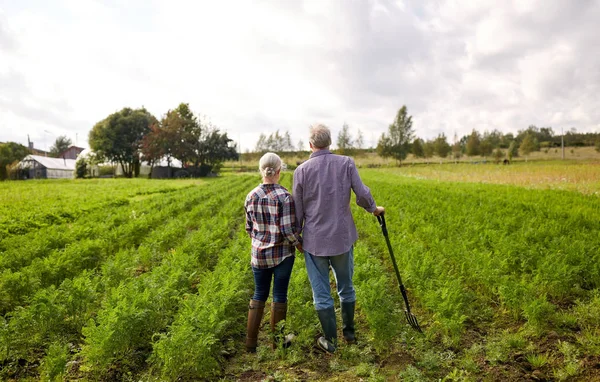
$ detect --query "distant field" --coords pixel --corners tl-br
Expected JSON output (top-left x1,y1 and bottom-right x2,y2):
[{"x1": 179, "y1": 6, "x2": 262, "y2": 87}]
[
  {"x1": 383, "y1": 161, "x2": 600, "y2": 195},
  {"x1": 0, "y1": 163, "x2": 599, "y2": 381}
]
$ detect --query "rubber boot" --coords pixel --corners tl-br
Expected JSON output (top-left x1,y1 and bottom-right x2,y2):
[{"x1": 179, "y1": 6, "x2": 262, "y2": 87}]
[
  {"x1": 246, "y1": 299, "x2": 265, "y2": 353},
  {"x1": 316, "y1": 307, "x2": 337, "y2": 353},
  {"x1": 341, "y1": 301, "x2": 356, "y2": 344},
  {"x1": 270, "y1": 302, "x2": 293, "y2": 349}
]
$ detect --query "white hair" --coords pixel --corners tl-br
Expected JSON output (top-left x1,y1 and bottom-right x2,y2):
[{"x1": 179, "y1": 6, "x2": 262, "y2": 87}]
[
  {"x1": 309, "y1": 123, "x2": 331, "y2": 149},
  {"x1": 259, "y1": 152, "x2": 282, "y2": 178}
]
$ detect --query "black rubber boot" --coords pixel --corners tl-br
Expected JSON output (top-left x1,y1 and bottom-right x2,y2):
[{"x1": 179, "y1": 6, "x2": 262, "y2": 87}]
[
  {"x1": 341, "y1": 301, "x2": 356, "y2": 344},
  {"x1": 316, "y1": 307, "x2": 337, "y2": 353}
]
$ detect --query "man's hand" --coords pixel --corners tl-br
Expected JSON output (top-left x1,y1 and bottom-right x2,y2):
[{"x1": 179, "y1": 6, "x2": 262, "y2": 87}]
[
  {"x1": 296, "y1": 243, "x2": 304, "y2": 253},
  {"x1": 372, "y1": 206, "x2": 385, "y2": 216}
]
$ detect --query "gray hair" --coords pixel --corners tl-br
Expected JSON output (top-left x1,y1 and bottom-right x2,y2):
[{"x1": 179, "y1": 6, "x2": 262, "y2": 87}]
[
  {"x1": 309, "y1": 124, "x2": 331, "y2": 149},
  {"x1": 259, "y1": 152, "x2": 282, "y2": 178}
]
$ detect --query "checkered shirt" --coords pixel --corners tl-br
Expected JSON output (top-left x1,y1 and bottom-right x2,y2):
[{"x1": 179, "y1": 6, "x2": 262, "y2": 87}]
[{"x1": 245, "y1": 183, "x2": 301, "y2": 269}]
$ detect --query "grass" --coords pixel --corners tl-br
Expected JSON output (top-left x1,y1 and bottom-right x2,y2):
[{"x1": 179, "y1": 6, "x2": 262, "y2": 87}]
[{"x1": 383, "y1": 160, "x2": 600, "y2": 195}]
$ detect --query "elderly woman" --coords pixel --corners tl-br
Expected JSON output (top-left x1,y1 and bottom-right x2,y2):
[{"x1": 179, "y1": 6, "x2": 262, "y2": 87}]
[{"x1": 244, "y1": 152, "x2": 303, "y2": 353}]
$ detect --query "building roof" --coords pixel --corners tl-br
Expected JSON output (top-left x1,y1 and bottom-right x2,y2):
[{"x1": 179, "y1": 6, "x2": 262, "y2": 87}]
[
  {"x1": 59, "y1": 145, "x2": 85, "y2": 155},
  {"x1": 29, "y1": 147, "x2": 49, "y2": 156},
  {"x1": 20, "y1": 155, "x2": 76, "y2": 170}
]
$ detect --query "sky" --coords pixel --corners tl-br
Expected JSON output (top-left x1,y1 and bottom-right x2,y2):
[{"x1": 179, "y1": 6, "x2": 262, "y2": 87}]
[{"x1": 1, "y1": 0, "x2": 599, "y2": 152}]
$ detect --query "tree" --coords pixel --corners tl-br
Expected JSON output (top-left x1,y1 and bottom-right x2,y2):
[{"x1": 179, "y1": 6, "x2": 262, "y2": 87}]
[
  {"x1": 493, "y1": 148, "x2": 504, "y2": 164},
  {"x1": 433, "y1": 133, "x2": 451, "y2": 158},
  {"x1": 500, "y1": 133, "x2": 515, "y2": 148},
  {"x1": 255, "y1": 130, "x2": 295, "y2": 153},
  {"x1": 297, "y1": 139, "x2": 304, "y2": 152},
  {"x1": 483, "y1": 129, "x2": 502, "y2": 148},
  {"x1": 480, "y1": 140, "x2": 493, "y2": 157},
  {"x1": 283, "y1": 131, "x2": 293, "y2": 151},
  {"x1": 337, "y1": 123, "x2": 353, "y2": 155},
  {"x1": 141, "y1": 122, "x2": 170, "y2": 178},
  {"x1": 423, "y1": 140, "x2": 435, "y2": 159},
  {"x1": 74, "y1": 150, "x2": 101, "y2": 178},
  {"x1": 376, "y1": 133, "x2": 392, "y2": 158},
  {"x1": 596, "y1": 137, "x2": 600, "y2": 153},
  {"x1": 255, "y1": 134, "x2": 267, "y2": 152},
  {"x1": 452, "y1": 133, "x2": 462, "y2": 160},
  {"x1": 159, "y1": 103, "x2": 239, "y2": 176},
  {"x1": 519, "y1": 133, "x2": 536, "y2": 161},
  {"x1": 89, "y1": 107, "x2": 156, "y2": 178},
  {"x1": 507, "y1": 141, "x2": 518, "y2": 161},
  {"x1": 465, "y1": 130, "x2": 481, "y2": 157},
  {"x1": 168, "y1": 103, "x2": 202, "y2": 169},
  {"x1": 194, "y1": 128, "x2": 238, "y2": 175},
  {"x1": 412, "y1": 138, "x2": 424, "y2": 158},
  {"x1": 539, "y1": 127, "x2": 554, "y2": 147},
  {"x1": 0, "y1": 142, "x2": 30, "y2": 180},
  {"x1": 75, "y1": 157, "x2": 87, "y2": 179},
  {"x1": 376, "y1": 105, "x2": 414, "y2": 164},
  {"x1": 516, "y1": 125, "x2": 541, "y2": 150},
  {"x1": 355, "y1": 129, "x2": 364, "y2": 149},
  {"x1": 49, "y1": 135, "x2": 72, "y2": 157}
]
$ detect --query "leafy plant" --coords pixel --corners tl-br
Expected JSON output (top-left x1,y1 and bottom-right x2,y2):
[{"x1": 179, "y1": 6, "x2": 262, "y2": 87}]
[{"x1": 526, "y1": 353, "x2": 550, "y2": 368}]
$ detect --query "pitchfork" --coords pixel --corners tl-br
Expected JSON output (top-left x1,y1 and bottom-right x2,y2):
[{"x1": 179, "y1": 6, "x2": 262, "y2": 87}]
[{"x1": 376, "y1": 213, "x2": 423, "y2": 333}]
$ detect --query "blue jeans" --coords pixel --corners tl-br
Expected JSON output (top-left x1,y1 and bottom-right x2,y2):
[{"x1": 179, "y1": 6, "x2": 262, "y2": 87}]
[
  {"x1": 304, "y1": 247, "x2": 356, "y2": 310},
  {"x1": 252, "y1": 255, "x2": 295, "y2": 303}
]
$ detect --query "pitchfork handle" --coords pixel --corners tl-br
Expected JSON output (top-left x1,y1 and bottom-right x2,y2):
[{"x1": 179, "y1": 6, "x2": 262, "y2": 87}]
[{"x1": 376, "y1": 213, "x2": 414, "y2": 314}]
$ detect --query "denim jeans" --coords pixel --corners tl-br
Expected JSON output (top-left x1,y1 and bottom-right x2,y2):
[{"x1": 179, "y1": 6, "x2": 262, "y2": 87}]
[
  {"x1": 304, "y1": 247, "x2": 356, "y2": 310},
  {"x1": 252, "y1": 255, "x2": 295, "y2": 303}
]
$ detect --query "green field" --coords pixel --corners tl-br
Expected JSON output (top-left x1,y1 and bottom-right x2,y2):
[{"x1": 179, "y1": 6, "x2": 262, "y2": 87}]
[{"x1": 1, "y1": 163, "x2": 599, "y2": 381}]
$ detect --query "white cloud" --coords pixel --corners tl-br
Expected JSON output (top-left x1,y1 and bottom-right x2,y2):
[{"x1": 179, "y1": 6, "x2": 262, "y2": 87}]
[{"x1": 0, "y1": 0, "x2": 599, "y2": 152}]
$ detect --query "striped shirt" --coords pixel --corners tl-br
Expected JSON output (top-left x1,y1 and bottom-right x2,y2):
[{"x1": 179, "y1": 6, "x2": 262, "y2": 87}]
[{"x1": 245, "y1": 183, "x2": 302, "y2": 269}]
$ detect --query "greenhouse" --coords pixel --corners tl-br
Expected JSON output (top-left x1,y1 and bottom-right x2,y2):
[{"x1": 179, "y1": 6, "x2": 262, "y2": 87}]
[{"x1": 19, "y1": 155, "x2": 76, "y2": 179}]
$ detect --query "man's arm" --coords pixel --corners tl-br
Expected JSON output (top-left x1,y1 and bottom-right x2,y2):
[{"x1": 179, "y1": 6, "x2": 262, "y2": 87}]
[
  {"x1": 292, "y1": 169, "x2": 305, "y2": 233},
  {"x1": 349, "y1": 159, "x2": 385, "y2": 216},
  {"x1": 349, "y1": 159, "x2": 377, "y2": 213}
]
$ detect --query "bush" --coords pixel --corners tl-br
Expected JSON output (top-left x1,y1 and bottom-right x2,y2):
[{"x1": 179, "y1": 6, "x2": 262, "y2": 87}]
[{"x1": 75, "y1": 157, "x2": 87, "y2": 178}]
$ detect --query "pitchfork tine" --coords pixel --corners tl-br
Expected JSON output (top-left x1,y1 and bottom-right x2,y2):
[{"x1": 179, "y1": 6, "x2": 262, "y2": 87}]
[
  {"x1": 406, "y1": 312, "x2": 422, "y2": 333},
  {"x1": 377, "y1": 213, "x2": 424, "y2": 334}
]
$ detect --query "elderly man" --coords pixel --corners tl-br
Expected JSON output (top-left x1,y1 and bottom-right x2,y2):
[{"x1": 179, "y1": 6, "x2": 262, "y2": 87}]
[{"x1": 293, "y1": 124, "x2": 384, "y2": 353}]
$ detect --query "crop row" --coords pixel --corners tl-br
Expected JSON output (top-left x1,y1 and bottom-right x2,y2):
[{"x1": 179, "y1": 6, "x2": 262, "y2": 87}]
[
  {"x1": 0, "y1": 176, "x2": 255, "y2": 379},
  {"x1": 357, "y1": 171, "x2": 600, "y2": 344},
  {"x1": 79, "y1": 176, "x2": 255, "y2": 379},
  {"x1": 0, "y1": 184, "x2": 197, "y2": 273},
  {"x1": 0, "y1": 181, "x2": 222, "y2": 314},
  {"x1": 142, "y1": 174, "x2": 320, "y2": 380},
  {"x1": 0, "y1": 178, "x2": 197, "y2": 238}
]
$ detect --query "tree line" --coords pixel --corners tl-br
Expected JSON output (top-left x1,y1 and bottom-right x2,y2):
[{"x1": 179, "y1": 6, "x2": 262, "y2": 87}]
[
  {"x1": 374, "y1": 108, "x2": 600, "y2": 164},
  {"x1": 250, "y1": 106, "x2": 600, "y2": 165},
  {"x1": 83, "y1": 103, "x2": 238, "y2": 178}
]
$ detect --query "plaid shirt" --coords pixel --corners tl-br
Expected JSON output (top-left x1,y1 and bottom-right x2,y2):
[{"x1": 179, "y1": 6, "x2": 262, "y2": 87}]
[{"x1": 245, "y1": 183, "x2": 301, "y2": 269}]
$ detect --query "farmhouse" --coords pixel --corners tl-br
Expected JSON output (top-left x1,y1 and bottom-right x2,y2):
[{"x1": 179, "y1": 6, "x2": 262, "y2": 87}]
[
  {"x1": 58, "y1": 145, "x2": 85, "y2": 160},
  {"x1": 19, "y1": 155, "x2": 76, "y2": 179}
]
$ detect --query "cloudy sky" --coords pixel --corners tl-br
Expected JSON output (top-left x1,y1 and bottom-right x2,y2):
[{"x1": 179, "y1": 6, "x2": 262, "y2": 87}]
[{"x1": 1, "y1": 0, "x2": 599, "y2": 152}]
